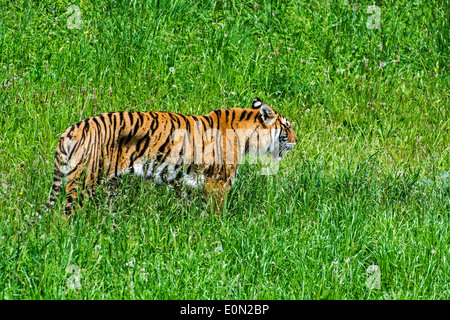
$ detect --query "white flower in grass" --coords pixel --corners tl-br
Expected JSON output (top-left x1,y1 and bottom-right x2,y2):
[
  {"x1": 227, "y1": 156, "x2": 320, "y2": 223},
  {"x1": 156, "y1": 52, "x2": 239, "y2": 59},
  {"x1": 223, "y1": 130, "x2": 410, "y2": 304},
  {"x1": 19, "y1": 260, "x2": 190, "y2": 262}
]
[
  {"x1": 125, "y1": 258, "x2": 135, "y2": 267},
  {"x1": 169, "y1": 67, "x2": 175, "y2": 73}
]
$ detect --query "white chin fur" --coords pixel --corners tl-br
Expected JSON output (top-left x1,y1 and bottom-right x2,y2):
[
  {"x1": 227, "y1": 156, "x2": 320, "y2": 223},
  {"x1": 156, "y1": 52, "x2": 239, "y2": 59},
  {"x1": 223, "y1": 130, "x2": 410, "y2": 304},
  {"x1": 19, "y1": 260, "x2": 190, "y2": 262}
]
[{"x1": 272, "y1": 155, "x2": 282, "y2": 161}]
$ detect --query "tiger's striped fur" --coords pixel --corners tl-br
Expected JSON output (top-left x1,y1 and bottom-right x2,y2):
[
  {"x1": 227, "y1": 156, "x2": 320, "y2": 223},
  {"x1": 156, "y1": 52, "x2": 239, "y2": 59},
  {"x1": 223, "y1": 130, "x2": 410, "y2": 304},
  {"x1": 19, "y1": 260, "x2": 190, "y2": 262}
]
[{"x1": 41, "y1": 98, "x2": 297, "y2": 216}]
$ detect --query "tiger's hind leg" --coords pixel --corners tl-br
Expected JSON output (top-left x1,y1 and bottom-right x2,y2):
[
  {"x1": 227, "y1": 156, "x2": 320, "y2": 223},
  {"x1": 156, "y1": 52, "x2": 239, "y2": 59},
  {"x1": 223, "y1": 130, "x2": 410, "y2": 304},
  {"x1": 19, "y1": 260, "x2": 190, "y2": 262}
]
[
  {"x1": 63, "y1": 175, "x2": 84, "y2": 218},
  {"x1": 62, "y1": 156, "x2": 98, "y2": 218},
  {"x1": 40, "y1": 152, "x2": 84, "y2": 220}
]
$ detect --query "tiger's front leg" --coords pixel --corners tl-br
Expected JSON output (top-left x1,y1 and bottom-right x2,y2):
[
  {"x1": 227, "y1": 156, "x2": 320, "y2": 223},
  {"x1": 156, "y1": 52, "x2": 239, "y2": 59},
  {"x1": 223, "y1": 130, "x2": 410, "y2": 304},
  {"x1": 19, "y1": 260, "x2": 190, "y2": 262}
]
[{"x1": 204, "y1": 179, "x2": 232, "y2": 214}]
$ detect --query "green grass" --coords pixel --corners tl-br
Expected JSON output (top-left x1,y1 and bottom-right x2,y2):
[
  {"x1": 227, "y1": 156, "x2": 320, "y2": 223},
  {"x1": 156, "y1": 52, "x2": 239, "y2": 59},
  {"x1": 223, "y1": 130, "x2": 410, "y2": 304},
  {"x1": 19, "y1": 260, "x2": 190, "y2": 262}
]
[{"x1": 0, "y1": 0, "x2": 449, "y2": 299}]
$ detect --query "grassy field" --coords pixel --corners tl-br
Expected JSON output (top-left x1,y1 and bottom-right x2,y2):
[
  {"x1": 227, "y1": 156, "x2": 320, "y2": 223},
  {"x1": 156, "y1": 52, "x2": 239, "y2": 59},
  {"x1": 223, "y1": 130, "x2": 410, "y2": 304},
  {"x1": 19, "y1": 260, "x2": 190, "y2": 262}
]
[{"x1": 0, "y1": 0, "x2": 449, "y2": 299}]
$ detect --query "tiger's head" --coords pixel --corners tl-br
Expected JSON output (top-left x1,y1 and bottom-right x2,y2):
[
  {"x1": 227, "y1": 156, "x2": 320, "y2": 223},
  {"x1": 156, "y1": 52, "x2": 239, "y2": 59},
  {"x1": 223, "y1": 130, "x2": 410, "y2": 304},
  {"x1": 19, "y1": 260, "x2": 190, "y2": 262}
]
[{"x1": 251, "y1": 98, "x2": 298, "y2": 161}]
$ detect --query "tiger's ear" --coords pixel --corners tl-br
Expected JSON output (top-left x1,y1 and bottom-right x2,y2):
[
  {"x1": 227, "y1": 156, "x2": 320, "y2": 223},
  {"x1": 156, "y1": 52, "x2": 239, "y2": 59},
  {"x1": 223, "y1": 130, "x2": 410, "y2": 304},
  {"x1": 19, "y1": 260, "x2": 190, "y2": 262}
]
[
  {"x1": 260, "y1": 104, "x2": 277, "y2": 125},
  {"x1": 252, "y1": 98, "x2": 263, "y2": 109}
]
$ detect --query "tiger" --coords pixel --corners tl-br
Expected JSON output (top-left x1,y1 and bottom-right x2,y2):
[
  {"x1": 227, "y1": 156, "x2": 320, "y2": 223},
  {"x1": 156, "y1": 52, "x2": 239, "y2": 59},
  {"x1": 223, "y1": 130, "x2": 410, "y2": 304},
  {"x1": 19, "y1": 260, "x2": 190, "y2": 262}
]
[{"x1": 40, "y1": 98, "x2": 298, "y2": 217}]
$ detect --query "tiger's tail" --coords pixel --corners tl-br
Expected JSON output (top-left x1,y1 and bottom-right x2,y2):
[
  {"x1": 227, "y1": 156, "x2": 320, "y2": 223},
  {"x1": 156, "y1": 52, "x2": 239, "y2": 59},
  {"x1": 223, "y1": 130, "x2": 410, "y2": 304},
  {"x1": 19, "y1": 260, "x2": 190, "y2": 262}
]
[
  {"x1": 39, "y1": 134, "x2": 72, "y2": 215},
  {"x1": 43, "y1": 158, "x2": 65, "y2": 213}
]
